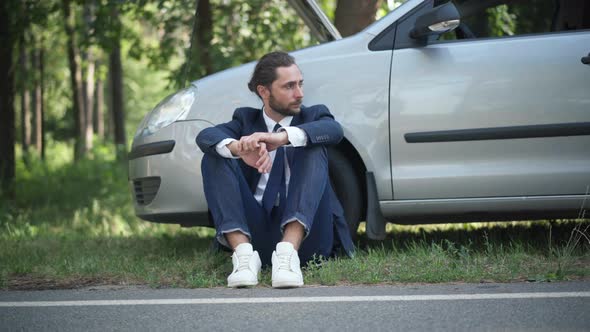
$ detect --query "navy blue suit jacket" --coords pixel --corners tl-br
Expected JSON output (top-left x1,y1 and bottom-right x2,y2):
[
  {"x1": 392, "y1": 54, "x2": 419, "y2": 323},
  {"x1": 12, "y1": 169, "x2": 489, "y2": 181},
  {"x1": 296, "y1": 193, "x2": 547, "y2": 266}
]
[
  {"x1": 196, "y1": 104, "x2": 354, "y2": 257},
  {"x1": 197, "y1": 104, "x2": 344, "y2": 193}
]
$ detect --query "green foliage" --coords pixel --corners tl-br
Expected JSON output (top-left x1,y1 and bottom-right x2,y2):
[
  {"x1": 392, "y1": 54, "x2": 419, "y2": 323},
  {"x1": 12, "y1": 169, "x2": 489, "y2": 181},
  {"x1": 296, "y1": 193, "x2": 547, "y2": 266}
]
[
  {"x1": 12, "y1": 0, "x2": 325, "y2": 148},
  {"x1": 1, "y1": 140, "x2": 213, "y2": 238},
  {"x1": 317, "y1": 0, "x2": 337, "y2": 22},
  {"x1": 377, "y1": 0, "x2": 407, "y2": 20},
  {"x1": 173, "y1": 0, "x2": 317, "y2": 88},
  {"x1": 1, "y1": 141, "x2": 225, "y2": 287},
  {"x1": 487, "y1": 4, "x2": 516, "y2": 37},
  {"x1": 122, "y1": 49, "x2": 176, "y2": 141}
]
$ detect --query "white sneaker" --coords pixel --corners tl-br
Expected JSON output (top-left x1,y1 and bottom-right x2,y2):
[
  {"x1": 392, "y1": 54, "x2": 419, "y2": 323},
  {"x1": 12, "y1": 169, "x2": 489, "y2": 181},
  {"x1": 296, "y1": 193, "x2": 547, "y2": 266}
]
[
  {"x1": 271, "y1": 242, "x2": 304, "y2": 288},
  {"x1": 227, "y1": 243, "x2": 261, "y2": 288}
]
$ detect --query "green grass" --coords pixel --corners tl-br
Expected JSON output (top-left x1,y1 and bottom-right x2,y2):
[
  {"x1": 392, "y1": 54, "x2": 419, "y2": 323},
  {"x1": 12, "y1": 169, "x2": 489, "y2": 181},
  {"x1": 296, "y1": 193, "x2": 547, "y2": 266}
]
[
  {"x1": 0, "y1": 234, "x2": 227, "y2": 289},
  {"x1": 1, "y1": 223, "x2": 588, "y2": 289},
  {"x1": 306, "y1": 230, "x2": 589, "y2": 285},
  {"x1": 0, "y1": 142, "x2": 588, "y2": 289}
]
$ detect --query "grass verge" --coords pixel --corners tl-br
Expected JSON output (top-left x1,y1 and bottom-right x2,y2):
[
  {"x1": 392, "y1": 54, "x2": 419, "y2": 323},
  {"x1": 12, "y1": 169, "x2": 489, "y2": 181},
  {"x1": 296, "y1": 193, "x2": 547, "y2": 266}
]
[
  {"x1": 1, "y1": 142, "x2": 588, "y2": 289},
  {"x1": 1, "y1": 221, "x2": 588, "y2": 290}
]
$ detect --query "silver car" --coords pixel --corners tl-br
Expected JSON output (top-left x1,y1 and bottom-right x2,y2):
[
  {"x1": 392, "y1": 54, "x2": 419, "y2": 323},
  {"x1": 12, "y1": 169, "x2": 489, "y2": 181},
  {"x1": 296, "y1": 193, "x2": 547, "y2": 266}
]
[{"x1": 128, "y1": 0, "x2": 590, "y2": 240}]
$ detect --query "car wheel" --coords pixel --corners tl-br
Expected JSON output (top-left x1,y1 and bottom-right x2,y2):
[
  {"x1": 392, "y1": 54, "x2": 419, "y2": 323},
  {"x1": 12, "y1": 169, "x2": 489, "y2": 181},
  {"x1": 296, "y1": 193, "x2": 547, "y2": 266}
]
[{"x1": 328, "y1": 148, "x2": 362, "y2": 239}]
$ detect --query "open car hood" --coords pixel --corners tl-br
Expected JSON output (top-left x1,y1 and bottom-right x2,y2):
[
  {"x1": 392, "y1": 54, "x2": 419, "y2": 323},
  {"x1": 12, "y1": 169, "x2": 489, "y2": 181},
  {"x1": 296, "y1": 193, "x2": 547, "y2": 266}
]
[{"x1": 286, "y1": 0, "x2": 342, "y2": 42}]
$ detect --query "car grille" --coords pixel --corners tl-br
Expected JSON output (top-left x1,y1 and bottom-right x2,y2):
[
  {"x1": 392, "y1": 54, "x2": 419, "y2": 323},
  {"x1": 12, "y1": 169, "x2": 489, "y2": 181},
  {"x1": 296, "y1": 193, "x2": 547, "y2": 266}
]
[{"x1": 133, "y1": 177, "x2": 161, "y2": 205}]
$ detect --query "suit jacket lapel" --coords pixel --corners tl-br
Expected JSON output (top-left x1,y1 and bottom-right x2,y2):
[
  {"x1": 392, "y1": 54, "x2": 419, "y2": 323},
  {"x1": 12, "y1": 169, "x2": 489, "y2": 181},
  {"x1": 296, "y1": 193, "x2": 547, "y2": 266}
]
[{"x1": 252, "y1": 109, "x2": 267, "y2": 134}]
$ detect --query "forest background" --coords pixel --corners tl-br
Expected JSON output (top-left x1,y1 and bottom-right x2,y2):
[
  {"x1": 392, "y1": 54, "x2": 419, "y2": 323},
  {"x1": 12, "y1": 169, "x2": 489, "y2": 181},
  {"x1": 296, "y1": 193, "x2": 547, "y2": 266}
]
[{"x1": 0, "y1": 0, "x2": 398, "y2": 185}]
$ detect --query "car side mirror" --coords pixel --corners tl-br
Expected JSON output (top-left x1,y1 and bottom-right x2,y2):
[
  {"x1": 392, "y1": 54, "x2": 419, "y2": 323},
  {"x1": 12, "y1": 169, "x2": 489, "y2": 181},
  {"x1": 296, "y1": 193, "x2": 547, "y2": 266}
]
[{"x1": 410, "y1": 1, "x2": 460, "y2": 39}]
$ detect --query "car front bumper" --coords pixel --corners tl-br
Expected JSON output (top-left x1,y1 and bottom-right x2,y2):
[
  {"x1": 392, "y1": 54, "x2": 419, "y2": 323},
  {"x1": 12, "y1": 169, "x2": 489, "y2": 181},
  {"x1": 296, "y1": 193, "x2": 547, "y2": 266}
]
[{"x1": 128, "y1": 119, "x2": 213, "y2": 227}]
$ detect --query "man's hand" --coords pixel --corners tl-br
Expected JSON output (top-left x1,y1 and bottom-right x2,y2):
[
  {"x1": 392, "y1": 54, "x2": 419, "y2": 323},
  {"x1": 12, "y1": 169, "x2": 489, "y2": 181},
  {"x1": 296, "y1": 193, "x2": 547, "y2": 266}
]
[
  {"x1": 228, "y1": 141, "x2": 272, "y2": 174},
  {"x1": 238, "y1": 131, "x2": 289, "y2": 152}
]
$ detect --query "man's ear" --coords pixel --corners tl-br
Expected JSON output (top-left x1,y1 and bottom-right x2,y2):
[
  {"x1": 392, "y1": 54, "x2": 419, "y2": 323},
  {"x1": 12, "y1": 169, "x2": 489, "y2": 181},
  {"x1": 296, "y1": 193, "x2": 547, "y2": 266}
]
[{"x1": 257, "y1": 85, "x2": 269, "y2": 99}]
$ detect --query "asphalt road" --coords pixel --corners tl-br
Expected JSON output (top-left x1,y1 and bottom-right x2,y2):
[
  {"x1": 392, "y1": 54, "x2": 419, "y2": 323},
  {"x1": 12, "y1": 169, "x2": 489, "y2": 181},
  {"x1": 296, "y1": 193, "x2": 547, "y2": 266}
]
[{"x1": 1, "y1": 281, "x2": 589, "y2": 331}]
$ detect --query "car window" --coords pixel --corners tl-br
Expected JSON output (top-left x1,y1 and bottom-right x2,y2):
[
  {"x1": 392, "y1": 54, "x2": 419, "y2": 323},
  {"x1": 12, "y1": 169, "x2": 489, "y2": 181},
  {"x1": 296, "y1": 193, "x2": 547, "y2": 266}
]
[{"x1": 434, "y1": 0, "x2": 590, "y2": 41}]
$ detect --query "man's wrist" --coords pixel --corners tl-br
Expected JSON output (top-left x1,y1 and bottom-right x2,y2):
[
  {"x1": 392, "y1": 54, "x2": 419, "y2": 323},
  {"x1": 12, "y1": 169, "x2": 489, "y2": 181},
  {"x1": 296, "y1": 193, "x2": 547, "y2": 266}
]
[
  {"x1": 278, "y1": 131, "x2": 289, "y2": 146},
  {"x1": 215, "y1": 138, "x2": 239, "y2": 158},
  {"x1": 227, "y1": 141, "x2": 240, "y2": 157},
  {"x1": 279, "y1": 127, "x2": 307, "y2": 147}
]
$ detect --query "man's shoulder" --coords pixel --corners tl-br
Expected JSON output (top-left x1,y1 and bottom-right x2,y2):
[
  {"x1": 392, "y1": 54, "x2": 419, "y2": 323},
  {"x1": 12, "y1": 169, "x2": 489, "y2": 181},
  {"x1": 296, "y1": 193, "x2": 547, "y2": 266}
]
[
  {"x1": 301, "y1": 104, "x2": 329, "y2": 112},
  {"x1": 232, "y1": 106, "x2": 262, "y2": 120}
]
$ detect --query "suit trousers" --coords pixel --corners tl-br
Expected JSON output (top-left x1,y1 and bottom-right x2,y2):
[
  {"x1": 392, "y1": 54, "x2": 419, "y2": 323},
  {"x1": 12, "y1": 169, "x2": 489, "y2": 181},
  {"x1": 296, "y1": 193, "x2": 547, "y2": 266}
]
[{"x1": 201, "y1": 145, "x2": 334, "y2": 266}]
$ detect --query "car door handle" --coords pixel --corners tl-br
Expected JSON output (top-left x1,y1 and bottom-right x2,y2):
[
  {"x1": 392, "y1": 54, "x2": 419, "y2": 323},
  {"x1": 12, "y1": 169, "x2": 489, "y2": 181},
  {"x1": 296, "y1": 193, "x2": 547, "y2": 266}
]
[{"x1": 582, "y1": 53, "x2": 590, "y2": 65}]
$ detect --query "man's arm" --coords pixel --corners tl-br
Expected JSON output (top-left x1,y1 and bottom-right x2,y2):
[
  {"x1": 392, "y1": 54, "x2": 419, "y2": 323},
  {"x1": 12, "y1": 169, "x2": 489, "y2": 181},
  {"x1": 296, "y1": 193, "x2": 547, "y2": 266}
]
[
  {"x1": 238, "y1": 131, "x2": 289, "y2": 152},
  {"x1": 279, "y1": 127, "x2": 307, "y2": 147},
  {"x1": 196, "y1": 108, "x2": 272, "y2": 173},
  {"x1": 295, "y1": 104, "x2": 343, "y2": 146},
  {"x1": 238, "y1": 105, "x2": 340, "y2": 152},
  {"x1": 196, "y1": 109, "x2": 245, "y2": 157}
]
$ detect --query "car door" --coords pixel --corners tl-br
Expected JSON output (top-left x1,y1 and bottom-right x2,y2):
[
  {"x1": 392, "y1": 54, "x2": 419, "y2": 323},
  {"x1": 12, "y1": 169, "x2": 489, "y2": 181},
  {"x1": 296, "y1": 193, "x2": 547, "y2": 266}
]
[{"x1": 388, "y1": 0, "x2": 590, "y2": 200}]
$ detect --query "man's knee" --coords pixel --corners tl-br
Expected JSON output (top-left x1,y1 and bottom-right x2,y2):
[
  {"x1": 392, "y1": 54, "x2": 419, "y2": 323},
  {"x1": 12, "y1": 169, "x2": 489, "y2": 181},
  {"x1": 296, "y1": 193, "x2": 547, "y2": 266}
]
[
  {"x1": 202, "y1": 152, "x2": 230, "y2": 168},
  {"x1": 301, "y1": 145, "x2": 327, "y2": 159},
  {"x1": 291, "y1": 146, "x2": 328, "y2": 171},
  {"x1": 201, "y1": 153, "x2": 240, "y2": 177}
]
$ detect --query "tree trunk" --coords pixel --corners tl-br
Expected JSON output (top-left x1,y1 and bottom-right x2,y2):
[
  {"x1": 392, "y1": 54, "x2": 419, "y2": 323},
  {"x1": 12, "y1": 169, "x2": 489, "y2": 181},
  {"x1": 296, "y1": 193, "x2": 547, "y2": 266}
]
[
  {"x1": 0, "y1": 1, "x2": 16, "y2": 199},
  {"x1": 334, "y1": 0, "x2": 382, "y2": 37},
  {"x1": 109, "y1": 8, "x2": 126, "y2": 160},
  {"x1": 84, "y1": 56, "x2": 95, "y2": 150},
  {"x1": 75, "y1": 53, "x2": 87, "y2": 155},
  {"x1": 30, "y1": 40, "x2": 37, "y2": 152},
  {"x1": 82, "y1": 2, "x2": 95, "y2": 151},
  {"x1": 19, "y1": 32, "x2": 31, "y2": 153},
  {"x1": 32, "y1": 45, "x2": 43, "y2": 154},
  {"x1": 62, "y1": 0, "x2": 86, "y2": 160},
  {"x1": 196, "y1": 0, "x2": 213, "y2": 76},
  {"x1": 95, "y1": 77, "x2": 105, "y2": 139},
  {"x1": 105, "y1": 66, "x2": 114, "y2": 141},
  {"x1": 39, "y1": 43, "x2": 46, "y2": 159}
]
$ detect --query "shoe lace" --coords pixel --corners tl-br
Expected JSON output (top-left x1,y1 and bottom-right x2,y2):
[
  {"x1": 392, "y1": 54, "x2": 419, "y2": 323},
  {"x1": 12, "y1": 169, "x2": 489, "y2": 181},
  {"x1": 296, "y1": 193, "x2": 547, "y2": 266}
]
[
  {"x1": 237, "y1": 254, "x2": 250, "y2": 271},
  {"x1": 277, "y1": 253, "x2": 291, "y2": 271}
]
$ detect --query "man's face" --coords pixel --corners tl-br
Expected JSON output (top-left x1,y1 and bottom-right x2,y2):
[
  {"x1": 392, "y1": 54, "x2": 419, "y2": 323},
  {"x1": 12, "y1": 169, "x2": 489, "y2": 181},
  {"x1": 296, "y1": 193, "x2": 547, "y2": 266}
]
[{"x1": 265, "y1": 64, "x2": 304, "y2": 117}]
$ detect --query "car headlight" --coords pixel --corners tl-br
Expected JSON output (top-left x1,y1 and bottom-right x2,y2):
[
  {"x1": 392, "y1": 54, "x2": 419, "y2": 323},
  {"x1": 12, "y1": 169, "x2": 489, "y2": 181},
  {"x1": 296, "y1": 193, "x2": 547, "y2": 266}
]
[{"x1": 134, "y1": 85, "x2": 197, "y2": 138}]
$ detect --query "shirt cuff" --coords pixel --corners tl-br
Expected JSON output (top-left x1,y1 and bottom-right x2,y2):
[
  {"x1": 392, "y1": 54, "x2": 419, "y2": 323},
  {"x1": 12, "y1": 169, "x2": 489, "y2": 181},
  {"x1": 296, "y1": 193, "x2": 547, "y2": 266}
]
[
  {"x1": 215, "y1": 138, "x2": 240, "y2": 158},
  {"x1": 279, "y1": 126, "x2": 308, "y2": 147}
]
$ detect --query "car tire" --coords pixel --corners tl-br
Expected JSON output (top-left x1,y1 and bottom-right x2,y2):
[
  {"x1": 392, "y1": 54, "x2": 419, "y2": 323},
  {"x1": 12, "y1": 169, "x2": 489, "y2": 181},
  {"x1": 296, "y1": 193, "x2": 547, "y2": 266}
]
[{"x1": 328, "y1": 148, "x2": 362, "y2": 239}]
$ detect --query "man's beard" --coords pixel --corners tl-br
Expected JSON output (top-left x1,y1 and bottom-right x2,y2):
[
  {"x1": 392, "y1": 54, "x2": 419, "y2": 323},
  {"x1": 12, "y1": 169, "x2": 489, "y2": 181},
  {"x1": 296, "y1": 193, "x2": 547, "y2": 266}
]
[{"x1": 269, "y1": 94, "x2": 301, "y2": 117}]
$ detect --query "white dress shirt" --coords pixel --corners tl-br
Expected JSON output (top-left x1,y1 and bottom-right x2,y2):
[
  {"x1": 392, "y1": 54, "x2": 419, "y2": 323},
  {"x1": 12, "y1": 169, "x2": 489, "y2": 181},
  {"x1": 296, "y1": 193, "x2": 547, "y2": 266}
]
[{"x1": 215, "y1": 108, "x2": 308, "y2": 204}]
